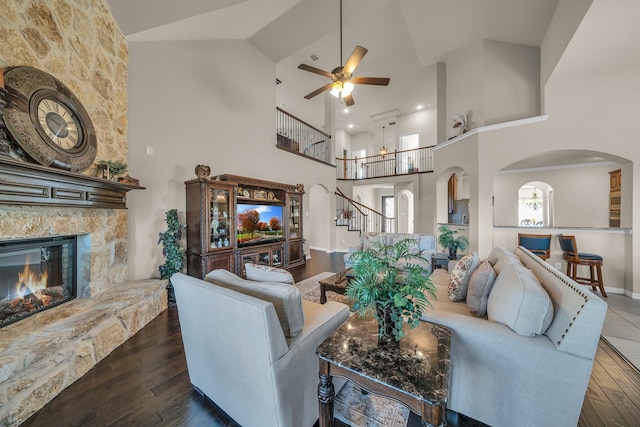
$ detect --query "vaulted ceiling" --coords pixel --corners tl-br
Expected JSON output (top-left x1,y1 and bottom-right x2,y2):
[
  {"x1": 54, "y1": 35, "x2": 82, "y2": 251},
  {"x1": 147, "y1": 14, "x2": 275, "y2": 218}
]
[{"x1": 108, "y1": 0, "x2": 560, "y2": 134}]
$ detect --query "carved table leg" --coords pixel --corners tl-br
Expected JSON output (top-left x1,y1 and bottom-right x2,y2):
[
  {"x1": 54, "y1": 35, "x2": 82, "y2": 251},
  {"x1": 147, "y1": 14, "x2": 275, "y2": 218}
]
[
  {"x1": 320, "y1": 283, "x2": 327, "y2": 304},
  {"x1": 421, "y1": 401, "x2": 446, "y2": 427},
  {"x1": 318, "y1": 360, "x2": 334, "y2": 427}
]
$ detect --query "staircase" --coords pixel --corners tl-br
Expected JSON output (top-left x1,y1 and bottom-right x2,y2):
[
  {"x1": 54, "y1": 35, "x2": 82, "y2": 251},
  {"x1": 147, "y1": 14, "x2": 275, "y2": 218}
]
[{"x1": 335, "y1": 188, "x2": 393, "y2": 235}]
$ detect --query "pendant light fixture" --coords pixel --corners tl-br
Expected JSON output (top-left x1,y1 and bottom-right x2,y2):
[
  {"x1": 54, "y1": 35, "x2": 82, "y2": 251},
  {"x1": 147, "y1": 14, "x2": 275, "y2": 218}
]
[{"x1": 380, "y1": 126, "x2": 387, "y2": 157}]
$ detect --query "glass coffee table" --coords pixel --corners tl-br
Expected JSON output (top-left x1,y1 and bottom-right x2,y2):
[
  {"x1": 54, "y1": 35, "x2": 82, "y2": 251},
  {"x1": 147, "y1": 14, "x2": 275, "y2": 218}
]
[{"x1": 316, "y1": 314, "x2": 451, "y2": 427}]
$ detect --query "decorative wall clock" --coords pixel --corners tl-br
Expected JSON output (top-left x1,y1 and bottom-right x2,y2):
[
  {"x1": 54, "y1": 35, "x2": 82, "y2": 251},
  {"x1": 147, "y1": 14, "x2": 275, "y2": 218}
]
[{"x1": 2, "y1": 66, "x2": 97, "y2": 172}]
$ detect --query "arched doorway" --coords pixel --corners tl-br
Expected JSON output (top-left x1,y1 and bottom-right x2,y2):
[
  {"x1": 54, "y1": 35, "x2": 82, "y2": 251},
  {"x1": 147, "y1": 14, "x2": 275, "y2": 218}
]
[{"x1": 397, "y1": 190, "x2": 414, "y2": 233}]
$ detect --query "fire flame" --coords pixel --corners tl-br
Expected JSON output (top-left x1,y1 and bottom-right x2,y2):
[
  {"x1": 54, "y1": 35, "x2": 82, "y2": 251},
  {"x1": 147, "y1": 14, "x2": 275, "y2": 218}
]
[{"x1": 14, "y1": 254, "x2": 49, "y2": 301}]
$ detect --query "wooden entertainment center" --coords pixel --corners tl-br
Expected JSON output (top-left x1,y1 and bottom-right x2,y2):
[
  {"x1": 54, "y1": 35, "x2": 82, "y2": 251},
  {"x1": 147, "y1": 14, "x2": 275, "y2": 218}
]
[{"x1": 185, "y1": 174, "x2": 305, "y2": 279}]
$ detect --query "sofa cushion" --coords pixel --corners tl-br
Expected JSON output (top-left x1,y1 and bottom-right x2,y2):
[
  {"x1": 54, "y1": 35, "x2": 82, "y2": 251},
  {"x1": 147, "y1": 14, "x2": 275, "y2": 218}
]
[
  {"x1": 492, "y1": 254, "x2": 523, "y2": 275},
  {"x1": 448, "y1": 253, "x2": 480, "y2": 301},
  {"x1": 205, "y1": 269, "x2": 304, "y2": 337},
  {"x1": 245, "y1": 263, "x2": 295, "y2": 285},
  {"x1": 487, "y1": 246, "x2": 514, "y2": 266},
  {"x1": 389, "y1": 234, "x2": 420, "y2": 254},
  {"x1": 466, "y1": 260, "x2": 497, "y2": 316},
  {"x1": 487, "y1": 264, "x2": 554, "y2": 337}
]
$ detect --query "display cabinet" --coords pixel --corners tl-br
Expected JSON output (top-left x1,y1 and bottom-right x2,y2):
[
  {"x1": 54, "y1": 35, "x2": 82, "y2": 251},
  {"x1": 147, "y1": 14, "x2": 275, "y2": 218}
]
[
  {"x1": 288, "y1": 193, "x2": 302, "y2": 239},
  {"x1": 185, "y1": 179, "x2": 237, "y2": 278},
  {"x1": 185, "y1": 174, "x2": 305, "y2": 279},
  {"x1": 609, "y1": 169, "x2": 621, "y2": 228}
]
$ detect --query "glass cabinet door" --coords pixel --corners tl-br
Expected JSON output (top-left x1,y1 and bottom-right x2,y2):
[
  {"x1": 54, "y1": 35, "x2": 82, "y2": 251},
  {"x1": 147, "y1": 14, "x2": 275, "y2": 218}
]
[
  {"x1": 209, "y1": 188, "x2": 232, "y2": 250},
  {"x1": 289, "y1": 194, "x2": 301, "y2": 239}
]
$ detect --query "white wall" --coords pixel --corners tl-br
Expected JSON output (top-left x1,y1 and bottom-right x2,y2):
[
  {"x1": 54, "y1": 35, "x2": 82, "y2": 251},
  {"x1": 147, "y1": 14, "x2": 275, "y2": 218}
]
[
  {"x1": 445, "y1": 42, "x2": 484, "y2": 132},
  {"x1": 126, "y1": 40, "x2": 337, "y2": 279},
  {"x1": 493, "y1": 163, "x2": 615, "y2": 227},
  {"x1": 483, "y1": 40, "x2": 540, "y2": 125}
]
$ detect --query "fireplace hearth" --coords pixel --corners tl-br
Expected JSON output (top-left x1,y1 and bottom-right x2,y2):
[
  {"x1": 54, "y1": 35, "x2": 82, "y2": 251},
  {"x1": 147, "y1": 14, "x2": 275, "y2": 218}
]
[{"x1": 0, "y1": 235, "x2": 77, "y2": 328}]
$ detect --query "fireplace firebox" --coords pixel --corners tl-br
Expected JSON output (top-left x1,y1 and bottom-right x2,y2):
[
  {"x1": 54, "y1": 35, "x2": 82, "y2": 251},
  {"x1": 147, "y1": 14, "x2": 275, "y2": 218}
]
[{"x1": 0, "y1": 235, "x2": 77, "y2": 328}]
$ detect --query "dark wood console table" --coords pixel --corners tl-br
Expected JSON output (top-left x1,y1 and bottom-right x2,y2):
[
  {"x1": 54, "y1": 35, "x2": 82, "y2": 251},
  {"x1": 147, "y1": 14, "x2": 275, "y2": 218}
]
[{"x1": 316, "y1": 315, "x2": 451, "y2": 427}]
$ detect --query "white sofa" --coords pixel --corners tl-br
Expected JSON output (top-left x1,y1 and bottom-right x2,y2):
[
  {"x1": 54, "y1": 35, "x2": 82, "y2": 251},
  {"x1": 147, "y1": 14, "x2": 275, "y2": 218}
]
[
  {"x1": 421, "y1": 246, "x2": 607, "y2": 427},
  {"x1": 171, "y1": 270, "x2": 350, "y2": 427},
  {"x1": 343, "y1": 232, "x2": 437, "y2": 272}
]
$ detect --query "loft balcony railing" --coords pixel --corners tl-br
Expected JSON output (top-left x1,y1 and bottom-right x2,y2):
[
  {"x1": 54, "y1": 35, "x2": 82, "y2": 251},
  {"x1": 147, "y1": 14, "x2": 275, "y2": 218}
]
[
  {"x1": 276, "y1": 107, "x2": 332, "y2": 165},
  {"x1": 335, "y1": 188, "x2": 394, "y2": 234},
  {"x1": 336, "y1": 146, "x2": 434, "y2": 180}
]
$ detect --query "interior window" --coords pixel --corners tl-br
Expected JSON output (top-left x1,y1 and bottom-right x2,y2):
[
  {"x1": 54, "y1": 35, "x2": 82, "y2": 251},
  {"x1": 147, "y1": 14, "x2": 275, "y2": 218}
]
[{"x1": 518, "y1": 183, "x2": 553, "y2": 226}]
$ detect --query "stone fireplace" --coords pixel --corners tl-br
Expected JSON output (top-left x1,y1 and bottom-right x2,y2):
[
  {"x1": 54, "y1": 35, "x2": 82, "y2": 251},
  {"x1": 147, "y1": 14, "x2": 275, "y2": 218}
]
[{"x1": 0, "y1": 167, "x2": 166, "y2": 426}]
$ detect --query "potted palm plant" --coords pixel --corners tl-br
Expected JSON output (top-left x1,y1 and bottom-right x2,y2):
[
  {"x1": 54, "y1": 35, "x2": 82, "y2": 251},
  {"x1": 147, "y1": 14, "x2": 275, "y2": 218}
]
[
  {"x1": 437, "y1": 225, "x2": 469, "y2": 260},
  {"x1": 158, "y1": 209, "x2": 185, "y2": 306},
  {"x1": 346, "y1": 237, "x2": 436, "y2": 342}
]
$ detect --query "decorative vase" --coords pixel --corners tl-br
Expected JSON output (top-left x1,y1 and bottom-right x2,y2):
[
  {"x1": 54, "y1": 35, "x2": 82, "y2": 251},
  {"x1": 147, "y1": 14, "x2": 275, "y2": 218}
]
[
  {"x1": 376, "y1": 304, "x2": 397, "y2": 340},
  {"x1": 195, "y1": 164, "x2": 211, "y2": 179},
  {"x1": 448, "y1": 248, "x2": 458, "y2": 260}
]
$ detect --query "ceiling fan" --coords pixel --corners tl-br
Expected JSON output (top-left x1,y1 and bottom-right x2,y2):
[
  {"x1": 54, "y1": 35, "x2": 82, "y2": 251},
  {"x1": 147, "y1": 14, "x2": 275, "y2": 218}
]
[{"x1": 297, "y1": 0, "x2": 390, "y2": 107}]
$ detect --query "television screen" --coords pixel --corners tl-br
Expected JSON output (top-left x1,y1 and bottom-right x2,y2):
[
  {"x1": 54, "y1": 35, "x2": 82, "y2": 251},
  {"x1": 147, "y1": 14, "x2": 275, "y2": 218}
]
[{"x1": 237, "y1": 203, "x2": 284, "y2": 247}]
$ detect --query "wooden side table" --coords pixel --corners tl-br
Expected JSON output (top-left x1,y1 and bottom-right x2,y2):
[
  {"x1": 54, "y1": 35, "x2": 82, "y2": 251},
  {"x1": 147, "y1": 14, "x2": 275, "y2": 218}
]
[
  {"x1": 316, "y1": 315, "x2": 451, "y2": 427},
  {"x1": 318, "y1": 269, "x2": 352, "y2": 304},
  {"x1": 431, "y1": 252, "x2": 462, "y2": 271}
]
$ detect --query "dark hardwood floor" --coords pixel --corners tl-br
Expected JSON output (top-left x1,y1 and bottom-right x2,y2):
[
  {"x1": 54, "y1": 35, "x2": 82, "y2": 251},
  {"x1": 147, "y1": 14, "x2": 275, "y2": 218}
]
[{"x1": 22, "y1": 250, "x2": 640, "y2": 427}]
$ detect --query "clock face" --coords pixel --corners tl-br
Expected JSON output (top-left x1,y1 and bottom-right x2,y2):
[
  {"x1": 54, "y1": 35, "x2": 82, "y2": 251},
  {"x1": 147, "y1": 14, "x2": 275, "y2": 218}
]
[
  {"x1": 2, "y1": 66, "x2": 97, "y2": 172},
  {"x1": 36, "y1": 98, "x2": 83, "y2": 151}
]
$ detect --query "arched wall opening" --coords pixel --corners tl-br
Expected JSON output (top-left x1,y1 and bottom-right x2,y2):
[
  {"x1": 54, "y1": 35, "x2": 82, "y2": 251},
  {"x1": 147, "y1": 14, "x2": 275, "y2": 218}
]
[
  {"x1": 397, "y1": 189, "x2": 414, "y2": 233},
  {"x1": 518, "y1": 181, "x2": 554, "y2": 227}
]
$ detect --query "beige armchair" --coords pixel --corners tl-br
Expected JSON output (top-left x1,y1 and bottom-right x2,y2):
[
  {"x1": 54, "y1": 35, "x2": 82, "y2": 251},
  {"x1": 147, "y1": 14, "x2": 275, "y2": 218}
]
[{"x1": 171, "y1": 272, "x2": 350, "y2": 427}]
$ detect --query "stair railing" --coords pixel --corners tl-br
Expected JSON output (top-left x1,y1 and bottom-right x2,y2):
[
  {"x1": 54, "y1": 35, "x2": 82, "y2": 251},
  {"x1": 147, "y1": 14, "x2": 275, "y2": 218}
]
[
  {"x1": 276, "y1": 107, "x2": 332, "y2": 165},
  {"x1": 335, "y1": 188, "x2": 394, "y2": 234},
  {"x1": 336, "y1": 146, "x2": 434, "y2": 180}
]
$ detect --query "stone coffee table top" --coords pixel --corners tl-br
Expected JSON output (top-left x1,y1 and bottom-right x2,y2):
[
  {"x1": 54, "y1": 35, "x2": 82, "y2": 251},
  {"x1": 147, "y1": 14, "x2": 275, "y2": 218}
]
[{"x1": 317, "y1": 314, "x2": 451, "y2": 408}]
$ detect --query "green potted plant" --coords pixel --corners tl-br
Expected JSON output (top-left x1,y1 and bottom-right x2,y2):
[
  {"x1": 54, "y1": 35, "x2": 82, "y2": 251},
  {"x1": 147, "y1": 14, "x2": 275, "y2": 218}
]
[
  {"x1": 158, "y1": 209, "x2": 185, "y2": 306},
  {"x1": 437, "y1": 225, "x2": 469, "y2": 260},
  {"x1": 346, "y1": 237, "x2": 437, "y2": 342},
  {"x1": 97, "y1": 160, "x2": 128, "y2": 180}
]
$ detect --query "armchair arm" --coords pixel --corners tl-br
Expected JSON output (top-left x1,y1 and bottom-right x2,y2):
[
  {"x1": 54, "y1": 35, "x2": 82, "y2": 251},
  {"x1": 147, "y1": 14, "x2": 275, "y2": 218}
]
[{"x1": 271, "y1": 301, "x2": 350, "y2": 427}]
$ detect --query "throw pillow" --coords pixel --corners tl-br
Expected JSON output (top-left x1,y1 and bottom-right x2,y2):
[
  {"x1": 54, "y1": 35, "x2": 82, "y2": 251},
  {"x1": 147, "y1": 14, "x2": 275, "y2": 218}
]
[
  {"x1": 389, "y1": 234, "x2": 420, "y2": 254},
  {"x1": 205, "y1": 269, "x2": 304, "y2": 338},
  {"x1": 447, "y1": 253, "x2": 480, "y2": 301},
  {"x1": 466, "y1": 260, "x2": 497, "y2": 316},
  {"x1": 245, "y1": 263, "x2": 295, "y2": 285},
  {"x1": 487, "y1": 264, "x2": 554, "y2": 337}
]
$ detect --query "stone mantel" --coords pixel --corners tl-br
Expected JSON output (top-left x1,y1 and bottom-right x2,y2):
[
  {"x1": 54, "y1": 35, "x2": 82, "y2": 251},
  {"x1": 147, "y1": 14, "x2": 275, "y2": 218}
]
[{"x1": 0, "y1": 156, "x2": 144, "y2": 209}]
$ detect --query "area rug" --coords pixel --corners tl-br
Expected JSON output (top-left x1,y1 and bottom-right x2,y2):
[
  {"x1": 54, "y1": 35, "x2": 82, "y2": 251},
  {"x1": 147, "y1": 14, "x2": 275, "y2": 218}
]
[{"x1": 296, "y1": 272, "x2": 411, "y2": 427}]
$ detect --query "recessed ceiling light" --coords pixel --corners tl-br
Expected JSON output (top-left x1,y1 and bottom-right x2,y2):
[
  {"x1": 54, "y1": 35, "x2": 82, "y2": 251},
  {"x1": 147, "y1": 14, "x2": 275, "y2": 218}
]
[
  {"x1": 417, "y1": 104, "x2": 423, "y2": 110},
  {"x1": 349, "y1": 124, "x2": 354, "y2": 128},
  {"x1": 344, "y1": 108, "x2": 349, "y2": 113}
]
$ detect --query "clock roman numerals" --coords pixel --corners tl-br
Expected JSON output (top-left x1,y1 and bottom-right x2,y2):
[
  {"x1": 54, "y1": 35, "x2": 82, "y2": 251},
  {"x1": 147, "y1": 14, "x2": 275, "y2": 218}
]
[{"x1": 36, "y1": 98, "x2": 83, "y2": 150}]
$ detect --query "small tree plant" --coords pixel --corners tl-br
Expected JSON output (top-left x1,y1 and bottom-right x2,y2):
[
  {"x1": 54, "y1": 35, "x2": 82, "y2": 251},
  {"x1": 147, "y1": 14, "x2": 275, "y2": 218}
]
[
  {"x1": 437, "y1": 225, "x2": 468, "y2": 259},
  {"x1": 158, "y1": 209, "x2": 185, "y2": 305}
]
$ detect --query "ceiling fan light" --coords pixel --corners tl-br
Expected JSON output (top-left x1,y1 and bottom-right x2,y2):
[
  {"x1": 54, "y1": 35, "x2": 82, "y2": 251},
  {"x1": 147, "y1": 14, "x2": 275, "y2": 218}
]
[
  {"x1": 330, "y1": 81, "x2": 343, "y2": 98},
  {"x1": 342, "y1": 81, "x2": 354, "y2": 97}
]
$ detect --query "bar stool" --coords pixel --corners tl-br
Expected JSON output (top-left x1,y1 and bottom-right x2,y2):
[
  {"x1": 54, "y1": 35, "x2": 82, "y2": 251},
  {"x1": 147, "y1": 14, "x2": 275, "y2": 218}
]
[
  {"x1": 558, "y1": 234, "x2": 607, "y2": 297},
  {"x1": 518, "y1": 233, "x2": 551, "y2": 260}
]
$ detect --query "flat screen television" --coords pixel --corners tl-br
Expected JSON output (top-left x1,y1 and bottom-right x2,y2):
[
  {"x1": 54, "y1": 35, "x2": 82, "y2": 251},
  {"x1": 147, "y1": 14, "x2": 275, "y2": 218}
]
[{"x1": 236, "y1": 203, "x2": 284, "y2": 247}]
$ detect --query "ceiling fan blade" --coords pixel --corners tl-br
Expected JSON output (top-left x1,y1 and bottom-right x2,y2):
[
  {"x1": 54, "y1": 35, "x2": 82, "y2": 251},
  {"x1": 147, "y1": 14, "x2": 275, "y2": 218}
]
[
  {"x1": 343, "y1": 46, "x2": 368, "y2": 75},
  {"x1": 344, "y1": 94, "x2": 355, "y2": 107},
  {"x1": 353, "y1": 76, "x2": 390, "y2": 86},
  {"x1": 304, "y1": 83, "x2": 333, "y2": 99},
  {"x1": 298, "y1": 64, "x2": 333, "y2": 78}
]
